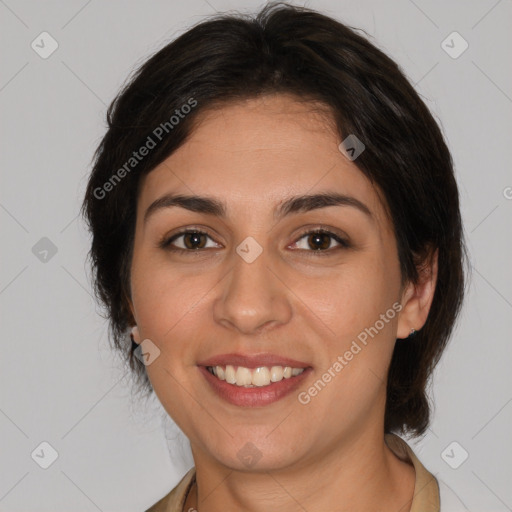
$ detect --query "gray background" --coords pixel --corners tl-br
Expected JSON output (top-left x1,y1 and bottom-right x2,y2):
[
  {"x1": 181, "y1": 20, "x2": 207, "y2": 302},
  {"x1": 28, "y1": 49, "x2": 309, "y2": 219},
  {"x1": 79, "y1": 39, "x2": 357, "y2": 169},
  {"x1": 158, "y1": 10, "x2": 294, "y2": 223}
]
[{"x1": 1, "y1": 0, "x2": 511, "y2": 510}]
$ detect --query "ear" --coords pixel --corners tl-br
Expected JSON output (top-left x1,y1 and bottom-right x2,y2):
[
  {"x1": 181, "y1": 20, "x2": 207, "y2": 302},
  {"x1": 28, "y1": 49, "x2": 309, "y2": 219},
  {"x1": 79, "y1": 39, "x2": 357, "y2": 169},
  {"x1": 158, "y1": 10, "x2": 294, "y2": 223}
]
[
  {"x1": 131, "y1": 325, "x2": 141, "y2": 345},
  {"x1": 124, "y1": 290, "x2": 140, "y2": 344},
  {"x1": 396, "y1": 248, "x2": 438, "y2": 339}
]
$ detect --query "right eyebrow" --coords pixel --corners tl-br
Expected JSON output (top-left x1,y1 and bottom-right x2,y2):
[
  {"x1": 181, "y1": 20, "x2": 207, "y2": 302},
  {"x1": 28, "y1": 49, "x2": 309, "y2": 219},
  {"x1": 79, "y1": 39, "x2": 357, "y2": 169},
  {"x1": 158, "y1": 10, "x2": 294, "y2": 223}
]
[{"x1": 144, "y1": 193, "x2": 226, "y2": 225}]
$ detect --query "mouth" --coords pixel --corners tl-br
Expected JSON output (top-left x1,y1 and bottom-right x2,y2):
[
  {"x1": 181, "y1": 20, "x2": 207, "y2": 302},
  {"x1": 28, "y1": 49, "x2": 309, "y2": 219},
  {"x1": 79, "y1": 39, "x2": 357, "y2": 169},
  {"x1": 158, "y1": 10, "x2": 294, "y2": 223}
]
[
  {"x1": 197, "y1": 353, "x2": 312, "y2": 407},
  {"x1": 205, "y1": 364, "x2": 305, "y2": 387}
]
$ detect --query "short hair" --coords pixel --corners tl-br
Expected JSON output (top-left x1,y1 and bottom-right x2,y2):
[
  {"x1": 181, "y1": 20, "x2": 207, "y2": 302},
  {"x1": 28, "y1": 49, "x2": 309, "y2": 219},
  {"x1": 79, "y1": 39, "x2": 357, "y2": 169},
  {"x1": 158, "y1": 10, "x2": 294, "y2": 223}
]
[{"x1": 81, "y1": 2, "x2": 467, "y2": 437}]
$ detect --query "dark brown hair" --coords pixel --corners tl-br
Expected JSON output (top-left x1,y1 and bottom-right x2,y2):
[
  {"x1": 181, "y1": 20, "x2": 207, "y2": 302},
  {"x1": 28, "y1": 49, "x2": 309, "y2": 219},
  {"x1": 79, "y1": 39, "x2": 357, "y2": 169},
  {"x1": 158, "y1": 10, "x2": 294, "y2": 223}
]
[{"x1": 81, "y1": 2, "x2": 467, "y2": 437}]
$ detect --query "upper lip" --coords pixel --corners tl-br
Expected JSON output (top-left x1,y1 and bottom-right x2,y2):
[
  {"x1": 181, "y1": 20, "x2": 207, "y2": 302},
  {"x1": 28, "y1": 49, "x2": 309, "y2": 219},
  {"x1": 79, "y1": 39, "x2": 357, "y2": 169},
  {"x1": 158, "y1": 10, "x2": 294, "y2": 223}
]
[{"x1": 198, "y1": 353, "x2": 311, "y2": 369}]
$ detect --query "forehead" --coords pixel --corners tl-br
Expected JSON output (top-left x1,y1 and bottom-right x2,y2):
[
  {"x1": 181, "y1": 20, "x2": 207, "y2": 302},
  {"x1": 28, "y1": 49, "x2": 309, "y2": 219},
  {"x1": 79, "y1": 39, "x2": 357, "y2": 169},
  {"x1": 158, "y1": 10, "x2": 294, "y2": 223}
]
[{"x1": 137, "y1": 94, "x2": 389, "y2": 228}]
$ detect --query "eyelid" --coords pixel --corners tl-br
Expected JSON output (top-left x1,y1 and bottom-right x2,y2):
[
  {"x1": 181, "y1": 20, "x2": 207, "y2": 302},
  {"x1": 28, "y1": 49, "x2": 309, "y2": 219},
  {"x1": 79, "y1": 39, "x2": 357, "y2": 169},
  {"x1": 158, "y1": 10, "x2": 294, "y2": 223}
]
[
  {"x1": 289, "y1": 225, "x2": 350, "y2": 254},
  {"x1": 292, "y1": 224, "x2": 349, "y2": 242},
  {"x1": 157, "y1": 225, "x2": 222, "y2": 251},
  {"x1": 158, "y1": 225, "x2": 351, "y2": 254}
]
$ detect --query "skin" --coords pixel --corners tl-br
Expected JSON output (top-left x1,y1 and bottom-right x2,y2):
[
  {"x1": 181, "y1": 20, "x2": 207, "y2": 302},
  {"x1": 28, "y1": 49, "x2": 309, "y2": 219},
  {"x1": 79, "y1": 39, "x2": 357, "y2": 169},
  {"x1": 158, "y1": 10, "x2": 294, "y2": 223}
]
[{"x1": 128, "y1": 93, "x2": 437, "y2": 512}]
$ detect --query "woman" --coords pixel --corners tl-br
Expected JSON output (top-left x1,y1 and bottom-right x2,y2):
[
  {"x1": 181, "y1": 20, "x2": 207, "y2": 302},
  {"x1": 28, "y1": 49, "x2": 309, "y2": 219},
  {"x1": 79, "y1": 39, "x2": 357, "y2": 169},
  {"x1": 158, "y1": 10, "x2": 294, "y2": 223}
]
[{"x1": 81, "y1": 3, "x2": 467, "y2": 511}]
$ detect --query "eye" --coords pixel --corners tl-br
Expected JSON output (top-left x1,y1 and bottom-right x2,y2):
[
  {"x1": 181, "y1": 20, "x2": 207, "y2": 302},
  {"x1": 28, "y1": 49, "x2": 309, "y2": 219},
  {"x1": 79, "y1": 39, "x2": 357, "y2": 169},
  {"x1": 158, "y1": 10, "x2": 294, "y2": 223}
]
[
  {"x1": 158, "y1": 227, "x2": 350, "y2": 256},
  {"x1": 159, "y1": 229, "x2": 221, "y2": 253},
  {"x1": 290, "y1": 228, "x2": 350, "y2": 255}
]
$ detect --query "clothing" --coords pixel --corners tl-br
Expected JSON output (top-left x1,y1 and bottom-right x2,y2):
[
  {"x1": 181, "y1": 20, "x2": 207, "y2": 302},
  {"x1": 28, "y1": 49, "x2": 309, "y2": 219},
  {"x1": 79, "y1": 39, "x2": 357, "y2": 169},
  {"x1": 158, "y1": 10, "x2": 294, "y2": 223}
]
[{"x1": 145, "y1": 433, "x2": 467, "y2": 511}]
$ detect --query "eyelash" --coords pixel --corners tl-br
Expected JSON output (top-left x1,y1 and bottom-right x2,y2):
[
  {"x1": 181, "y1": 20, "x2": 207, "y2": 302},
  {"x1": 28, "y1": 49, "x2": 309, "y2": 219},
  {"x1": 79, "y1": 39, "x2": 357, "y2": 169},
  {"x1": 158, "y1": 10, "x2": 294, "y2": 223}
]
[{"x1": 157, "y1": 226, "x2": 351, "y2": 257}]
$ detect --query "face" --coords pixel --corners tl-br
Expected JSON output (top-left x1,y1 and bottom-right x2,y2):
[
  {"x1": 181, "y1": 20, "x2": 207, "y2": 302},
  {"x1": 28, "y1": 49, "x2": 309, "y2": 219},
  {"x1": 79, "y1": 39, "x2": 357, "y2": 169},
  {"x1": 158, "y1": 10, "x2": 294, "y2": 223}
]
[{"x1": 128, "y1": 94, "x2": 413, "y2": 472}]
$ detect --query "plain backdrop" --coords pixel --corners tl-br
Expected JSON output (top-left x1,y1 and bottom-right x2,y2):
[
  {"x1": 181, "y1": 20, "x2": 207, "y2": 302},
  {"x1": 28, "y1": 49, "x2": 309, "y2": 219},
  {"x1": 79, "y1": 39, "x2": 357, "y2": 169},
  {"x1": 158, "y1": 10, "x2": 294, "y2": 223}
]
[{"x1": 1, "y1": 1, "x2": 511, "y2": 511}]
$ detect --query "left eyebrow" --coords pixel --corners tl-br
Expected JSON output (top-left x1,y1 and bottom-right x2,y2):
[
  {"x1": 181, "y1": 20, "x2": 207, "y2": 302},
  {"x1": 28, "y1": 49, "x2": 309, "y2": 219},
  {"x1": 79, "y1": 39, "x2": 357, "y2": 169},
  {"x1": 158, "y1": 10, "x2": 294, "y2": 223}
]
[
  {"x1": 143, "y1": 191, "x2": 372, "y2": 225},
  {"x1": 274, "y1": 192, "x2": 372, "y2": 221}
]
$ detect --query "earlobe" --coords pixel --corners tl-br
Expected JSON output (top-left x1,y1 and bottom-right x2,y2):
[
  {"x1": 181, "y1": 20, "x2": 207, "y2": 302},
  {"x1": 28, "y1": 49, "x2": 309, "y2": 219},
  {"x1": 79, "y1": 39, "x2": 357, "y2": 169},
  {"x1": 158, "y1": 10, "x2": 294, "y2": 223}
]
[
  {"x1": 130, "y1": 325, "x2": 141, "y2": 345},
  {"x1": 124, "y1": 290, "x2": 138, "y2": 335},
  {"x1": 126, "y1": 292, "x2": 141, "y2": 346},
  {"x1": 396, "y1": 249, "x2": 438, "y2": 339}
]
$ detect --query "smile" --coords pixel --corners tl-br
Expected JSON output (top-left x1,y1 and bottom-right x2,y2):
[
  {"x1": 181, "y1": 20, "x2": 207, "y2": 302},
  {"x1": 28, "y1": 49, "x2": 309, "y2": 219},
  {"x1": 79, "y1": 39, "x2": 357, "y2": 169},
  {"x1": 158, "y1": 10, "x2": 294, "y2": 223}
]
[{"x1": 207, "y1": 365, "x2": 305, "y2": 387}]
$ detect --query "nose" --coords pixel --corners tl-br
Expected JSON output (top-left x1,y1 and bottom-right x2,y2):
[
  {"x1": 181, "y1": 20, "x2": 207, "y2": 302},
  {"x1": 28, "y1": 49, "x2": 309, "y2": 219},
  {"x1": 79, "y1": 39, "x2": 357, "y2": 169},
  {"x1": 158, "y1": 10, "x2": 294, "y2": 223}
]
[{"x1": 213, "y1": 246, "x2": 292, "y2": 335}]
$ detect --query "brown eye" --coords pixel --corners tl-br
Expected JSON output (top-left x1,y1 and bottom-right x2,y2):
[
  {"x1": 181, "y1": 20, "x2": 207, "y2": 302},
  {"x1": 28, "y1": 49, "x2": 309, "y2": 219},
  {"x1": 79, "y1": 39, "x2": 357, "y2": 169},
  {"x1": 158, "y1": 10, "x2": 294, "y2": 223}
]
[
  {"x1": 182, "y1": 231, "x2": 207, "y2": 250},
  {"x1": 159, "y1": 230, "x2": 220, "y2": 252},
  {"x1": 291, "y1": 229, "x2": 350, "y2": 255},
  {"x1": 307, "y1": 232, "x2": 332, "y2": 250}
]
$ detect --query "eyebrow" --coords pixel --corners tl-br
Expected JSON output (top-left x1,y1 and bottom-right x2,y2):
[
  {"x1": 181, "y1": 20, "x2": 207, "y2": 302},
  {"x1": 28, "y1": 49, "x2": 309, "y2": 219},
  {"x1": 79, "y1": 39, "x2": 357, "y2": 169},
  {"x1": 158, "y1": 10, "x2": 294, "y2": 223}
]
[{"x1": 143, "y1": 191, "x2": 372, "y2": 225}]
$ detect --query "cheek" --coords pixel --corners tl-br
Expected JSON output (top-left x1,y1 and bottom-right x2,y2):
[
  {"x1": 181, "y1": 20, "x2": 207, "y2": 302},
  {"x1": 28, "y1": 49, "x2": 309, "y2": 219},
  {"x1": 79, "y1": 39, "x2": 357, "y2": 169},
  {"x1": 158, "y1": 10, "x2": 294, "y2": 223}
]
[
  {"x1": 130, "y1": 264, "x2": 209, "y2": 407},
  {"x1": 130, "y1": 257, "x2": 205, "y2": 347},
  {"x1": 297, "y1": 256, "x2": 400, "y2": 343},
  {"x1": 295, "y1": 263, "x2": 400, "y2": 427}
]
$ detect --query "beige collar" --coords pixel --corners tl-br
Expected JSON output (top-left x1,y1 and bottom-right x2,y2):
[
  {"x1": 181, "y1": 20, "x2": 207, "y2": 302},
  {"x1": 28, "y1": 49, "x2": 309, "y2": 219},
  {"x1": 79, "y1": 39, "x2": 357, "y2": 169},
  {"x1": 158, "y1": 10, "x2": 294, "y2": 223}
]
[
  {"x1": 384, "y1": 433, "x2": 440, "y2": 512},
  {"x1": 146, "y1": 433, "x2": 439, "y2": 512}
]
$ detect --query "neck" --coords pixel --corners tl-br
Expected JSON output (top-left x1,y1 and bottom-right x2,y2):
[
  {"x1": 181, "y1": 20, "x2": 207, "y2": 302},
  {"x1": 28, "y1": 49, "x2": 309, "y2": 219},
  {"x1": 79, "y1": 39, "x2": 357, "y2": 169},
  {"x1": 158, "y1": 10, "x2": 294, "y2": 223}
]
[{"x1": 184, "y1": 431, "x2": 415, "y2": 512}]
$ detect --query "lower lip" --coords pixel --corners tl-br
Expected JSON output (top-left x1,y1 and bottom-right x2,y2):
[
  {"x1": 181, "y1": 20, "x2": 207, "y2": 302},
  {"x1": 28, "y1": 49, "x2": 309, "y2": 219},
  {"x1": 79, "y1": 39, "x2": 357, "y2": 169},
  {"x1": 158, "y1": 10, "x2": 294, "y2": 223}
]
[{"x1": 199, "y1": 366, "x2": 312, "y2": 407}]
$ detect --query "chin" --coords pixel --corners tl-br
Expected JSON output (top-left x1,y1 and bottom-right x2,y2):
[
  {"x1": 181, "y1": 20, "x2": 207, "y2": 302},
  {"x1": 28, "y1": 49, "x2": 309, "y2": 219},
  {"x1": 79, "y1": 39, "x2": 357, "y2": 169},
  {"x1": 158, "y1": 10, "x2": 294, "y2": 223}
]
[{"x1": 201, "y1": 430, "x2": 304, "y2": 473}]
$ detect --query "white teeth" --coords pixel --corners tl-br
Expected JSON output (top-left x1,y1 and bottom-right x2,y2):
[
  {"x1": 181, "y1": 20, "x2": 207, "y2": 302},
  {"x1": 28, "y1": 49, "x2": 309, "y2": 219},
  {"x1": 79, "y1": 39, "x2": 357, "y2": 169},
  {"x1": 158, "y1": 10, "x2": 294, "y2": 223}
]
[
  {"x1": 225, "y1": 365, "x2": 236, "y2": 384},
  {"x1": 236, "y1": 366, "x2": 253, "y2": 386},
  {"x1": 252, "y1": 367, "x2": 270, "y2": 386},
  {"x1": 209, "y1": 365, "x2": 305, "y2": 387},
  {"x1": 270, "y1": 366, "x2": 284, "y2": 382}
]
